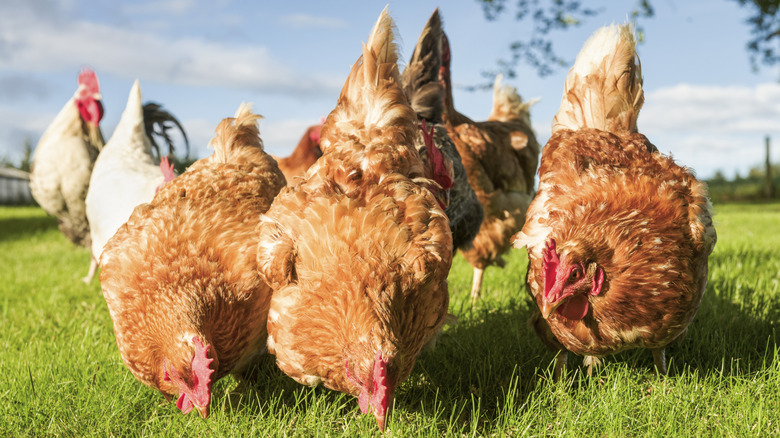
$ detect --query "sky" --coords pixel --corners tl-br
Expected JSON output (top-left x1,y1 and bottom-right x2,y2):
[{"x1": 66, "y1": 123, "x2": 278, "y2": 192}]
[{"x1": 2, "y1": 0, "x2": 779, "y2": 179}]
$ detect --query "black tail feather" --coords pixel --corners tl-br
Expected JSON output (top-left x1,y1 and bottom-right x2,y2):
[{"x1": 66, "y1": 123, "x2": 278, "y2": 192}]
[
  {"x1": 400, "y1": 9, "x2": 444, "y2": 123},
  {"x1": 142, "y1": 102, "x2": 190, "y2": 159}
]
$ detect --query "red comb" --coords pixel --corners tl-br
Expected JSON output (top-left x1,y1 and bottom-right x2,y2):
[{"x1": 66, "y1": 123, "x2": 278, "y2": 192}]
[
  {"x1": 160, "y1": 157, "x2": 175, "y2": 183},
  {"x1": 162, "y1": 338, "x2": 213, "y2": 416},
  {"x1": 78, "y1": 67, "x2": 100, "y2": 95},
  {"x1": 369, "y1": 350, "x2": 388, "y2": 408},
  {"x1": 190, "y1": 336, "x2": 214, "y2": 399},
  {"x1": 309, "y1": 125, "x2": 322, "y2": 144},
  {"x1": 543, "y1": 239, "x2": 560, "y2": 298}
]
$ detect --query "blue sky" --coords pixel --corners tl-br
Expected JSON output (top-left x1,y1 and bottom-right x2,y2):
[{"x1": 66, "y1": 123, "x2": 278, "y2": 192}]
[{"x1": 2, "y1": 0, "x2": 779, "y2": 179}]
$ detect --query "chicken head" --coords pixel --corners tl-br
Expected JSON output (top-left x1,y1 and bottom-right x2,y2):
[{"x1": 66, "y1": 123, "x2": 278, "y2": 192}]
[
  {"x1": 542, "y1": 239, "x2": 605, "y2": 319},
  {"x1": 162, "y1": 336, "x2": 215, "y2": 418},
  {"x1": 345, "y1": 350, "x2": 395, "y2": 431},
  {"x1": 76, "y1": 67, "x2": 104, "y2": 127},
  {"x1": 420, "y1": 119, "x2": 453, "y2": 208}
]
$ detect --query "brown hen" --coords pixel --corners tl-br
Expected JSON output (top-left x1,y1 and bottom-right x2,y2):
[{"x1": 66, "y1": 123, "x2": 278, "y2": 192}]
[
  {"x1": 514, "y1": 24, "x2": 716, "y2": 378},
  {"x1": 274, "y1": 123, "x2": 323, "y2": 185},
  {"x1": 100, "y1": 104, "x2": 285, "y2": 417},
  {"x1": 256, "y1": 8, "x2": 452, "y2": 431},
  {"x1": 439, "y1": 29, "x2": 540, "y2": 300}
]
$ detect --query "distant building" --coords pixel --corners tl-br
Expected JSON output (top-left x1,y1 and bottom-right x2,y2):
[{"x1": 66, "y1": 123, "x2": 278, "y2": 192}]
[{"x1": 0, "y1": 167, "x2": 35, "y2": 205}]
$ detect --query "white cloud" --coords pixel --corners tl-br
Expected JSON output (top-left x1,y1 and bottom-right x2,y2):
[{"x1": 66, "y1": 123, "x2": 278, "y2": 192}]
[
  {"x1": 639, "y1": 83, "x2": 780, "y2": 178},
  {"x1": 641, "y1": 83, "x2": 780, "y2": 134},
  {"x1": 0, "y1": 2, "x2": 343, "y2": 97},
  {"x1": 136, "y1": 116, "x2": 317, "y2": 162},
  {"x1": 261, "y1": 118, "x2": 319, "y2": 158},
  {"x1": 121, "y1": 0, "x2": 197, "y2": 16},
  {"x1": 279, "y1": 14, "x2": 348, "y2": 30}
]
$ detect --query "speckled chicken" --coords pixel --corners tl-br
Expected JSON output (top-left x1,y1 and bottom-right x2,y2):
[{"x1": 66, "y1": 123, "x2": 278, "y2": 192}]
[
  {"x1": 256, "y1": 9, "x2": 452, "y2": 431},
  {"x1": 100, "y1": 103, "x2": 285, "y2": 417},
  {"x1": 439, "y1": 27, "x2": 540, "y2": 300},
  {"x1": 514, "y1": 24, "x2": 716, "y2": 378},
  {"x1": 401, "y1": 9, "x2": 483, "y2": 252},
  {"x1": 29, "y1": 68, "x2": 104, "y2": 248}
]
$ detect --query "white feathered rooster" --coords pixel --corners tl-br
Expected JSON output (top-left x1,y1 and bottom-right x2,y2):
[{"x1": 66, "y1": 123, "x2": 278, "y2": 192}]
[{"x1": 30, "y1": 67, "x2": 105, "y2": 248}]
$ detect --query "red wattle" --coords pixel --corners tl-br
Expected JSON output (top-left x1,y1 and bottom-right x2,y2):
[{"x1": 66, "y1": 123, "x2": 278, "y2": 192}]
[
  {"x1": 557, "y1": 294, "x2": 589, "y2": 320},
  {"x1": 177, "y1": 393, "x2": 194, "y2": 414}
]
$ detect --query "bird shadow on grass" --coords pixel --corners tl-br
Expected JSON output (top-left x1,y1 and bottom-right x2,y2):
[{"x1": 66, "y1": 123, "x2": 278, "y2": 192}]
[
  {"x1": 214, "y1": 353, "x2": 357, "y2": 421},
  {"x1": 392, "y1": 294, "x2": 552, "y2": 431},
  {"x1": 668, "y1": 269, "x2": 778, "y2": 377},
  {"x1": 0, "y1": 213, "x2": 58, "y2": 243}
]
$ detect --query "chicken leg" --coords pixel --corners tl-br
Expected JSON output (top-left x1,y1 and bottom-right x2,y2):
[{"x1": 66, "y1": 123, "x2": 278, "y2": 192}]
[
  {"x1": 82, "y1": 257, "x2": 98, "y2": 284},
  {"x1": 553, "y1": 350, "x2": 568, "y2": 381},
  {"x1": 470, "y1": 267, "x2": 484, "y2": 300},
  {"x1": 652, "y1": 347, "x2": 667, "y2": 375}
]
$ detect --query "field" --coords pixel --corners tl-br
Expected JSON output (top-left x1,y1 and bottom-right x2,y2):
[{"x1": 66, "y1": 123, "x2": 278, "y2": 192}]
[{"x1": 1, "y1": 203, "x2": 778, "y2": 437}]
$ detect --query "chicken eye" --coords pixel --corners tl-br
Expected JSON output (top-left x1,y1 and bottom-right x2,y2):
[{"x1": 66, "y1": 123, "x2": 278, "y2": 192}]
[{"x1": 569, "y1": 268, "x2": 581, "y2": 281}]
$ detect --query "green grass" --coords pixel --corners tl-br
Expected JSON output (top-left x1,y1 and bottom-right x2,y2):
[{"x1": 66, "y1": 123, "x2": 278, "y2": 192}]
[{"x1": 1, "y1": 203, "x2": 778, "y2": 436}]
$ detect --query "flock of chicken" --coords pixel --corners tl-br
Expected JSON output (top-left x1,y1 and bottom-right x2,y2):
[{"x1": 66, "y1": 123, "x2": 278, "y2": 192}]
[{"x1": 27, "y1": 7, "x2": 716, "y2": 431}]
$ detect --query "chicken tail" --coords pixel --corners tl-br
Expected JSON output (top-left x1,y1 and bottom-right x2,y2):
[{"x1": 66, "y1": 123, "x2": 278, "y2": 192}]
[
  {"x1": 552, "y1": 23, "x2": 643, "y2": 135},
  {"x1": 488, "y1": 74, "x2": 539, "y2": 125},
  {"x1": 143, "y1": 102, "x2": 190, "y2": 159},
  {"x1": 322, "y1": 7, "x2": 416, "y2": 149},
  {"x1": 209, "y1": 103, "x2": 265, "y2": 164},
  {"x1": 401, "y1": 9, "x2": 444, "y2": 123}
]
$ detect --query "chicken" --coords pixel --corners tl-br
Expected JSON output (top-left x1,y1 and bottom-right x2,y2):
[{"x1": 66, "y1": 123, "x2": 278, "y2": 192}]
[
  {"x1": 100, "y1": 103, "x2": 286, "y2": 417},
  {"x1": 513, "y1": 24, "x2": 716, "y2": 378},
  {"x1": 401, "y1": 9, "x2": 484, "y2": 251},
  {"x1": 256, "y1": 9, "x2": 452, "y2": 430},
  {"x1": 29, "y1": 67, "x2": 104, "y2": 248},
  {"x1": 274, "y1": 123, "x2": 323, "y2": 184},
  {"x1": 439, "y1": 30, "x2": 540, "y2": 300},
  {"x1": 84, "y1": 80, "x2": 184, "y2": 283}
]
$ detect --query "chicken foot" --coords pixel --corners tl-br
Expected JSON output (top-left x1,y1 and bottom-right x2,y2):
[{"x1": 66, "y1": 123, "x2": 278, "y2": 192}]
[{"x1": 582, "y1": 355, "x2": 602, "y2": 377}]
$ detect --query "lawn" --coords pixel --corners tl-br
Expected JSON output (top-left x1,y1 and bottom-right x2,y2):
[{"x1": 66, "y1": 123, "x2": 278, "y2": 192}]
[{"x1": 0, "y1": 202, "x2": 778, "y2": 436}]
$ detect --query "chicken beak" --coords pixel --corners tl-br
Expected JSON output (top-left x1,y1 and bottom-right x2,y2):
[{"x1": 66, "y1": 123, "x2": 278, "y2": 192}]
[
  {"x1": 195, "y1": 404, "x2": 209, "y2": 419},
  {"x1": 374, "y1": 405, "x2": 391, "y2": 431},
  {"x1": 375, "y1": 412, "x2": 386, "y2": 431},
  {"x1": 541, "y1": 299, "x2": 557, "y2": 319},
  {"x1": 541, "y1": 295, "x2": 567, "y2": 319}
]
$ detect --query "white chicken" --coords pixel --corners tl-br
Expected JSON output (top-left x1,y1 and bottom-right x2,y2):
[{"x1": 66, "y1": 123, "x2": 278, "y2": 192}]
[
  {"x1": 29, "y1": 68, "x2": 104, "y2": 248},
  {"x1": 84, "y1": 80, "x2": 180, "y2": 283}
]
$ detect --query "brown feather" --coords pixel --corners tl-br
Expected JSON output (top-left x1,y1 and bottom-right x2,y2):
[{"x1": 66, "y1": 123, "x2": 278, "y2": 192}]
[
  {"x1": 257, "y1": 9, "x2": 452, "y2": 428},
  {"x1": 100, "y1": 103, "x2": 285, "y2": 405},
  {"x1": 439, "y1": 29, "x2": 540, "y2": 298}
]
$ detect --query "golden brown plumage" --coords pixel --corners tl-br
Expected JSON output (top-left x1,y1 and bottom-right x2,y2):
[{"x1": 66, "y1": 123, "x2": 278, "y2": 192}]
[
  {"x1": 514, "y1": 24, "x2": 716, "y2": 378},
  {"x1": 100, "y1": 103, "x2": 285, "y2": 417},
  {"x1": 256, "y1": 9, "x2": 452, "y2": 431},
  {"x1": 439, "y1": 31, "x2": 540, "y2": 300}
]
